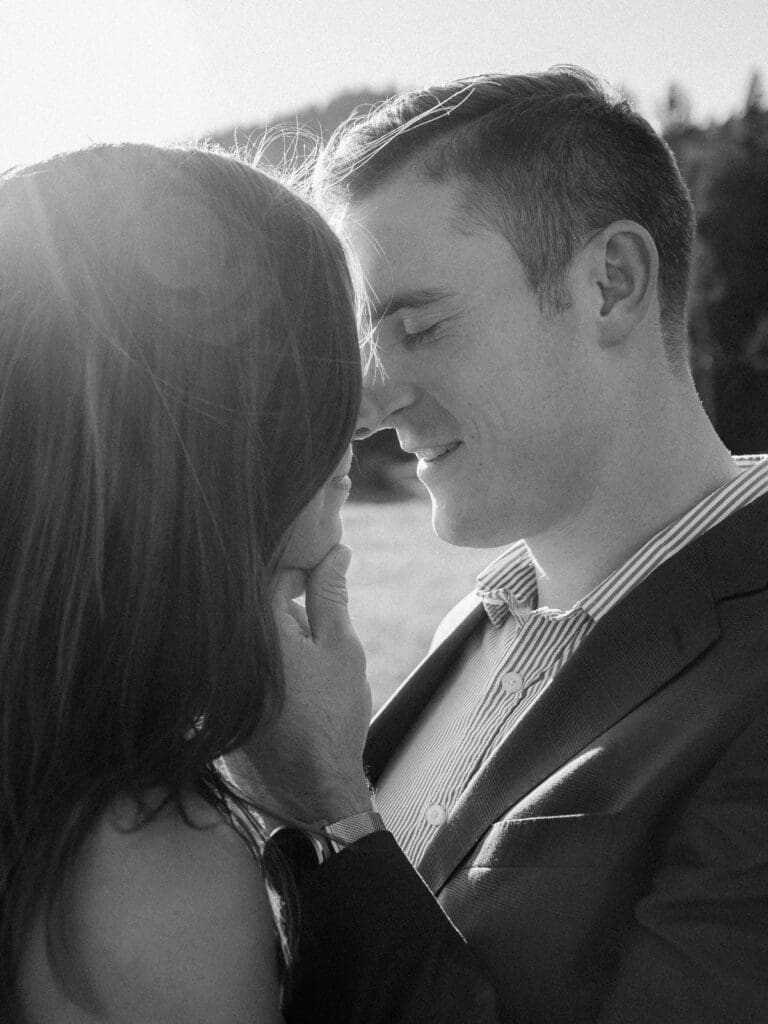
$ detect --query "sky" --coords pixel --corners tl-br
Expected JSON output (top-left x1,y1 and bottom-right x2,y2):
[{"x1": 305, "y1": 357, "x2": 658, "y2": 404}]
[{"x1": 1, "y1": 0, "x2": 765, "y2": 172}]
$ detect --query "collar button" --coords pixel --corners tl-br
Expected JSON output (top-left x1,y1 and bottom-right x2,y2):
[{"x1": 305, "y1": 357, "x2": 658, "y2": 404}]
[{"x1": 501, "y1": 670, "x2": 524, "y2": 694}]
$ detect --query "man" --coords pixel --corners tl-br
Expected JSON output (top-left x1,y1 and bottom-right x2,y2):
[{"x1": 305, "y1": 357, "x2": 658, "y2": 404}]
[{"x1": 253, "y1": 68, "x2": 768, "y2": 1023}]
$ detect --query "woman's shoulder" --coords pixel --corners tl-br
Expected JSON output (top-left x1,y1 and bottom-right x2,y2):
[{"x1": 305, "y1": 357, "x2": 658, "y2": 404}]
[
  {"x1": 23, "y1": 789, "x2": 282, "y2": 1024},
  {"x1": 88, "y1": 787, "x2": 267, "y2": 911}
]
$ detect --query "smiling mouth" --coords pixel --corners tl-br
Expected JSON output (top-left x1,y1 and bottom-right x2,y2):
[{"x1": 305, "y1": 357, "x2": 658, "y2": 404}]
[{"x1": 415, "y1": 442, "x2": 461, "y2": 463}]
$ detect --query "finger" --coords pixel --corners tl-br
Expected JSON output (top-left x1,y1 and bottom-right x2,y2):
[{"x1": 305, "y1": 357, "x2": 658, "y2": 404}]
[
  {"x1": 285, "y1": 598, "x2": 310, "y2": 635},
  {"x1": 272, "y1": 568, "x2": 307, "y2": 608},
  {"x1": 273, "y1": 603, "x2": 309, "y2": 643},
  {"x1": 305, "y1": 544, "x2": 355, "y2": 643}
]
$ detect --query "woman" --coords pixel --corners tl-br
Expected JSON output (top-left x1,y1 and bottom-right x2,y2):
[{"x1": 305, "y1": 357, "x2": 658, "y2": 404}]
[{"x1": 0, "y1": 142, "x2": 368, "y2": 1022}]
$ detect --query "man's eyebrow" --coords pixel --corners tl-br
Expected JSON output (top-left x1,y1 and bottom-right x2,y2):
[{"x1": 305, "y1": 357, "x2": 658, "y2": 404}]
[{"x1": 370, "y1": 287, "x2": 453, "y2": 322}]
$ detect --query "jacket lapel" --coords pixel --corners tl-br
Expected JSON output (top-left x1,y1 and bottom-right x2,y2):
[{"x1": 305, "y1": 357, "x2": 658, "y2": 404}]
[
  {"x1": 364, "y1": 599, "x2": 486, "y2": 783},
  {"x1": 416, "y1": 535, "x2": 722, "y2": 893}
]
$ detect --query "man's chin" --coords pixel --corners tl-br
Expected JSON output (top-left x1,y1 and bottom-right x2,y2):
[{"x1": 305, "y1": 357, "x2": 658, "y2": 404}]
[
  {"x1": 430, "y1": 500, "x2": 508, "y2": 549},
  {"x1": 428, "y1": 491, "x2": 518, "y2": 548}
]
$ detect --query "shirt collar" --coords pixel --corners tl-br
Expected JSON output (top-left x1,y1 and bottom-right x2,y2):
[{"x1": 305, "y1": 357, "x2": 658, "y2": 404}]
[
  {"x1": 475, "y1": 540, "x2": 538, "y2": 628},
  {"x1": 475, "y1": 454, "x2": 768, "y2": 628}
]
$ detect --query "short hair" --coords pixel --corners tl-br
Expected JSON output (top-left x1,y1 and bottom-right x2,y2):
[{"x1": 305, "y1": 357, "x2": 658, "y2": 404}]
[
  {"x1": 314, "y1": 67, "x2": 696, "y2": 365},
  {"x1": 0, "y1": 143, "x2": 360, "y2": 1003}
]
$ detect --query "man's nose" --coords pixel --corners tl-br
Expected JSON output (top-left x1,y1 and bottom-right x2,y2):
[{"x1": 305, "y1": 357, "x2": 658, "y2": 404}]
[
  {"x1": 354, "y1": 390, "x2": 383, "y2": 441},
  {"x1": 354, "y1": 368, "x2": 419, "y2": 441}
]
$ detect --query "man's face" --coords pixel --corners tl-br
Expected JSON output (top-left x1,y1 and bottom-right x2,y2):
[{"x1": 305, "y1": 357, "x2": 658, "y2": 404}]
[{"x1": 345, "y1": 171, "x2": 614, "y2": 548}]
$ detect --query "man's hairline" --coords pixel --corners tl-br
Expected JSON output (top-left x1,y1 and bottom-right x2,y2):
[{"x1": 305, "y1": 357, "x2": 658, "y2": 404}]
[
  {"x1": 335, "y1": 156, "x2": 538, "y2": 285},
  {"x1": 334, "y1": 150, "x2": 582, "y2": 318},
  {"x1": 332, "y1": 157, "x2": 688, "y2": 365}
]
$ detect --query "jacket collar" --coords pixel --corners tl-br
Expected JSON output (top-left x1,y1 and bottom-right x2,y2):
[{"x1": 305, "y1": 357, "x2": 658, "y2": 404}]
[{"x1": 368, "y1": 491, "x2": 768, "y2": 893}]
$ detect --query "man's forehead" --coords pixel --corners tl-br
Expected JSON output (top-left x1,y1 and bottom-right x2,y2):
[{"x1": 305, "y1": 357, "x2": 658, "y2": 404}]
[
  {"x1": 367, "y1": 285, "x2": 454, "y2": 323},
  {"x1": 342, "y1": 172, "x2": 470, "y2": 248},
  {"x1": 340, "y1": 178, "x2": 480, "y2": 319}
]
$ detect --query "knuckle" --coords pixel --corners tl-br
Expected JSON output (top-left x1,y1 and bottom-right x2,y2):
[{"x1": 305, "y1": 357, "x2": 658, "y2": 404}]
[{"x1": 315, "y1": 582, "x2": 349, "y2": 604}]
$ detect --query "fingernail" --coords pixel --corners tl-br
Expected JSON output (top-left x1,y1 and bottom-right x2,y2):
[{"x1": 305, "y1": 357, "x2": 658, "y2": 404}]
[{"x1": 331, "y1": 544, "x2": 351, "y2": 570}]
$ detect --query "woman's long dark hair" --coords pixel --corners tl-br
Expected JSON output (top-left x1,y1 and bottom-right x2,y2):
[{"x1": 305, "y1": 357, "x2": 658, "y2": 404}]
[{"x1": 0, "y1": 143, "x2": 361, "y2": 1013}]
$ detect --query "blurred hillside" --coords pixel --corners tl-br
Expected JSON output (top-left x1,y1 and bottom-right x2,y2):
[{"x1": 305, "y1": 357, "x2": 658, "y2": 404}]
[
  {"x1": 207, "y1": 87, "x2": 394, "y2": 176},
  {"x1": 210, "y1": 73, "x2": 768, "y2": 496}
]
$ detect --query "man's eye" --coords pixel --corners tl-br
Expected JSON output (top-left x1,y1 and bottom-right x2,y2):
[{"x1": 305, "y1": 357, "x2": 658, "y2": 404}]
[{"x1": 403, "y1": 324, "x2": 438, "y2": 347}]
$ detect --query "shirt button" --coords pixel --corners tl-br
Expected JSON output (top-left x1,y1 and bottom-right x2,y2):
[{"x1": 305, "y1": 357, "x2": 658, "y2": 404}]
[
  {"x1": 501, "y1": 671, "x2": 524, "y2": 694},
  {"x1": 425, "y1": 803, "x2": 447, "y2": 827}
]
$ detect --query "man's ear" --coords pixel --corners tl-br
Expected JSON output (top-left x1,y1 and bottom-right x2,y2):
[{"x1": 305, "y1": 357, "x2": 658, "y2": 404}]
[{"x1": 589, "y1": 220, "x2": 659, "y2": 347}]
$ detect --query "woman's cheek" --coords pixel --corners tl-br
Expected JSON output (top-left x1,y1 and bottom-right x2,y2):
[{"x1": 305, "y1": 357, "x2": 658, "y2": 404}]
[{"x1": 279, "y1": 485, "x2": 344, "y2": 570}]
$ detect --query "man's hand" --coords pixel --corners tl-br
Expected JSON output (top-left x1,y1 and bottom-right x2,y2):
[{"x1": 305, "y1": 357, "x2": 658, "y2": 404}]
[{"x1": 226, "y1": 545, "x2": 374, "y2": 825}]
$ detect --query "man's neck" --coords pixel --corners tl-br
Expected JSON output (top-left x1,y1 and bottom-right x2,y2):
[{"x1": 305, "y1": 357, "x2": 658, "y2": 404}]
[{"x1": 525, "y1": 400, "x2": 739, "y2": 611}]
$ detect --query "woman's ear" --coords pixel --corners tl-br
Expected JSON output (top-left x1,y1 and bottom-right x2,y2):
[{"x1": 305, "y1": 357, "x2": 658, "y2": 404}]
[{"x1": 590, "y1": 220, "x2": 659, "y2": 348}]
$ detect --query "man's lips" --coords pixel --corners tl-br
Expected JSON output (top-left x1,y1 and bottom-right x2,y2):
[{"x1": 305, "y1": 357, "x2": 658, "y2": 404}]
[{"x1": 411, "y1": 442, "x2": 461, "y2": 463}]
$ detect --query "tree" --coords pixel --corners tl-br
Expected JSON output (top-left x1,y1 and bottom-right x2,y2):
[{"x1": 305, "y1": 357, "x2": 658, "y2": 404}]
[
  {"x1": 687, "y1": 73, "x2": 768, "y2": 451},
  {"x1": 742, "y1": 70, "x2": 767, "y2": 153},
  {"x1": 657, "y1": 82, "x2": 693, "y2": 134},
  {"x1": 745, "y1": 70, "x2": 765, "y2": 118}
]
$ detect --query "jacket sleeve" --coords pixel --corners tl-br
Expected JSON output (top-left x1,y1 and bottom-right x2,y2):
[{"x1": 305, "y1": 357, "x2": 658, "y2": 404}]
[
  {"x1": 599, "y1": 706, "x2": 768, "y2": 1024},
  {"x1": 283, "y1": 830, "x2": 500, "y2": 1024}
]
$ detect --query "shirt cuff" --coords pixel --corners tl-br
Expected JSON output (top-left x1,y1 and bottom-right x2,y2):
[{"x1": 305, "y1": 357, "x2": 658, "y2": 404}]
[{"x1": 322, "y1": 810, "x2": 387, "y2": 845}]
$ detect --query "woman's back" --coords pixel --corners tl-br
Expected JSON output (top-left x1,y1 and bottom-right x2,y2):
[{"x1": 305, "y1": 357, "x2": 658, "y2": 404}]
[{"x1": 18, "y1": 792, "x2": 282, "y2": 1023}]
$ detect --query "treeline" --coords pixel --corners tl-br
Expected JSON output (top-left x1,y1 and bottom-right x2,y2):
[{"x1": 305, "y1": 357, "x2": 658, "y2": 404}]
[
  {"x1": 211, "y1": 72, "x2": 768, "y2": 497},
  {"x1": 661, "y1": 73, "x2": 768, "y2": 454}
]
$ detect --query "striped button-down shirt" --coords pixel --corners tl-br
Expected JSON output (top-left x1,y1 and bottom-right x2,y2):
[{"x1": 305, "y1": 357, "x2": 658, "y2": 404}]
[{"x1": 376, "y1": 454, "x2": 768, "y2": 865}]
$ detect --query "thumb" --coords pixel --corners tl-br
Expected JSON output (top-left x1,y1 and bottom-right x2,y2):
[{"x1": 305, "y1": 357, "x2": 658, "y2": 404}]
[{"x1": 305, "y1": 544, "x2": 354, "y2": 643}]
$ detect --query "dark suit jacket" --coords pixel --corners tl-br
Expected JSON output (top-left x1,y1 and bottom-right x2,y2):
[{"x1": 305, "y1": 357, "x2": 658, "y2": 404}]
[{"x1": 286, "y1": 493, "x2": 768, "y2": 1024}]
